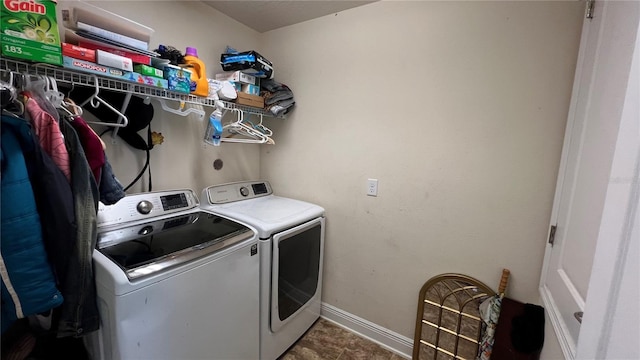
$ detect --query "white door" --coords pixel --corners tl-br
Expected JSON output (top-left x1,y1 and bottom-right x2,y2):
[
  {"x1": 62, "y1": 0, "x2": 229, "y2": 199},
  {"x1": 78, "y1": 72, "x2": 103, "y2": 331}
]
[{"x1": 539, "y1": 1, "x2": 640, "y2": 358}]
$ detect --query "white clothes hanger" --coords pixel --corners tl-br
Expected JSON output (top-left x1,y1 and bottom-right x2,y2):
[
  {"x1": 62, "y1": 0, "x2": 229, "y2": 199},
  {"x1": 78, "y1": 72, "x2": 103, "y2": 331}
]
[
  {"x1": 221, "y1": 109, "x2": 274, "y2": 144},
  {"x1": 80, "y1": 76, "x2": 129, "y2": 128},
  {"x1": 62, "y1": 97, "x2": 83, "y2": 116},
  {"x1": 45, "y1": 76, "x2": 65, "y2": 108},
  {"x1": 157, "y1": 98, "x2": 205, "y2": 120},
  {"x1": 0, "y1": 71, "x2": 24, "y2": 116},
  {"x1": 248, "y1": 113, "x2": 273, "y2": 137}
]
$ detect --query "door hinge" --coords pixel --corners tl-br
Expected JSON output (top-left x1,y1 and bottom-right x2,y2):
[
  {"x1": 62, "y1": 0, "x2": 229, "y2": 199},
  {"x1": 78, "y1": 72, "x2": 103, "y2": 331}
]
[
  {"x1": 586, "y1": 0, "x2": 595, "y2": 19},
  {"x1": 548, "y1": 224, "x2": 557, "y2": 246}
]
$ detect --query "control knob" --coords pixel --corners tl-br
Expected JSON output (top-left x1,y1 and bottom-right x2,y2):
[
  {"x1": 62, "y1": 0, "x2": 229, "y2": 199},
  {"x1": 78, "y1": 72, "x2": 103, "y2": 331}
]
[
  {"x1": 138, "y1": 225, "x2": 153, "y2": 235},
  {"x1": 239, "y1": 187, "x2": 250, "y2": 197},
  {"x1": 137, "y1": 200, "x2": 153, "y2": 214}
]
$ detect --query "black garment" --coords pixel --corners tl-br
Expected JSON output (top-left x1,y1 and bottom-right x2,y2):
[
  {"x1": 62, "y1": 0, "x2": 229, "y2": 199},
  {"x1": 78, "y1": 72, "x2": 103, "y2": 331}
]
[
  {"x1": 511, "y1": 303, "x2": 545, "y2": 354},
  {"x1": 18, "y1": 120, "x2": 77, "y2": 286},
  {"x1": 56, "y1": 119, "x2": 100, "y2": 338}
]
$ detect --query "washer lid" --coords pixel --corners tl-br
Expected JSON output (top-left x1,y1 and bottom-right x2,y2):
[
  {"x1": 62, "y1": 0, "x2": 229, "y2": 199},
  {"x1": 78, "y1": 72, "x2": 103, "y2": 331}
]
[
  {"x1": 97, "y1": 211, "x2": 254, "y2": 280},
  {"x1": 207, "y1": 195, "x2": 324, "y2": 237}
]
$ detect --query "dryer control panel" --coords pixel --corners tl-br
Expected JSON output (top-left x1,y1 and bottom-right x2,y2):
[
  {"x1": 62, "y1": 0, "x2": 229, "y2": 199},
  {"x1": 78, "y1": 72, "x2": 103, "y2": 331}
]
[
  {"x1": 203, "y1": 181, "x2": 273, "y2": 205},
  {"x1": 98, "y1": 189, "x2": 199, "y2": 227}
]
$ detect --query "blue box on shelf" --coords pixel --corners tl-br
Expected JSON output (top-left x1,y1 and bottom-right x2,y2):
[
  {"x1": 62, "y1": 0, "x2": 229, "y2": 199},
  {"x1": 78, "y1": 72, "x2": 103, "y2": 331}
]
[{"x1": 164, "y1": 65, "x2": 191, "y2": 94}]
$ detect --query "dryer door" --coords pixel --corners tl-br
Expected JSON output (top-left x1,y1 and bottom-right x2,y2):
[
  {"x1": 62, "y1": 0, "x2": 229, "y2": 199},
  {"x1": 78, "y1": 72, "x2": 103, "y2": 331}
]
[{"x1": 270, "y1": 217, "x2": 324, "y2": 332}]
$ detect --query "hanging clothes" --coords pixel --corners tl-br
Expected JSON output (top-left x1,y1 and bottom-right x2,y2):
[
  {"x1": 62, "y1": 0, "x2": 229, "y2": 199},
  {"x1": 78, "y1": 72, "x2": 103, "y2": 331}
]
[
  {"x1": 63, "y1": 112, "x2": 125, "y2": 205},
  {"x1": 55, "y1": 118, "x2": 100, "y2": 338},
  {"x1": 19, "y1": 114, "x2": 77, "y2": 287},
  {"x1": 1, "y1": 114, "x2": 64, "y2": 333},
  {"x1": 69, "y1": 115, "x2": 105, "y2": 184},
  {"x1": 100, "y1": 154, "x2": 126, "y2": 205},
  {"x1": 24, "y1": 97, "x2": 71, "y2": 182},
  {"x1": 67, "y1": 87, "x2": 151, "y2": 198}
]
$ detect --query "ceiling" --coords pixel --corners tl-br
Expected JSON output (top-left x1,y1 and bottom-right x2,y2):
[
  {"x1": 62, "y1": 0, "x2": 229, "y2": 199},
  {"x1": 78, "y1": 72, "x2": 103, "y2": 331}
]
[{"x1": 202, "y1": 1, "x2": 377, "y2": 33}]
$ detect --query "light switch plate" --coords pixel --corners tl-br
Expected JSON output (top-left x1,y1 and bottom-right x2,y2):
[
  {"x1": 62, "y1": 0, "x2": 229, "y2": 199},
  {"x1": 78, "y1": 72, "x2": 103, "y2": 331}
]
[{"x1": 367, "y1": 179, "x2": 378, "y2": 196}]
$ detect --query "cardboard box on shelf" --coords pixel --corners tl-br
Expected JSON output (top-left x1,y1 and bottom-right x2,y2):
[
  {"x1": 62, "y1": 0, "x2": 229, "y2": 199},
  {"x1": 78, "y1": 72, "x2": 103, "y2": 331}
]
[
  {"x1": 62, "y1": 43, "x2": 96, "y2": 62},
  {"x1": 215, "y1": 71, "x2": 256, "y2": 85},
  {"x1": 63, "y1": 56, "x2": 135, "y2": 81},
  {"x1": 77, "y1": 41, "x2": 151, "y2": 65},
  {"x1": 1, "y1": 0, "x2": 62, "y2": 65},
  {"x1": 220, "y1": 50, "x2": 273, "y2": 79},
  {"x1": 96, "y1": 49, "x2": 133, "y2": 71},
  {"x1": 131, "y1": 73, "x2": 168, "y2": 89},
  {"x1": 235, "y1": 92, "x2": 264, "y2": 108},
  {"x1": 62, "y1": 56, "x2": 167, "y2": 90},
  {"x1": 241, "y1": 84, "x2": 260, "y2": 96},
  {"x1": 163, "y1": 65, "x2": 191, "y2": 94},
  {"x1": 134, "y1": 64, "x2": 163, "y2": 79}
]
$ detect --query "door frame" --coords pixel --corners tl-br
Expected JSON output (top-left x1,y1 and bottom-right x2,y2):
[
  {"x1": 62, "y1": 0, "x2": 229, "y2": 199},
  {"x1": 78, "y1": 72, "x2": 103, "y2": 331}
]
[{"x1": 575, "y1": 6, "x2": 640, "y2": 358}]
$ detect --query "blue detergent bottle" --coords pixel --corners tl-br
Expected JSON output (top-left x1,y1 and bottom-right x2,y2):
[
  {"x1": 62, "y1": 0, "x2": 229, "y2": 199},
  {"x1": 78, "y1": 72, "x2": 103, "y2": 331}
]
[{"x1": 205, "y1": 108, "x2": 223, "y2": 146}]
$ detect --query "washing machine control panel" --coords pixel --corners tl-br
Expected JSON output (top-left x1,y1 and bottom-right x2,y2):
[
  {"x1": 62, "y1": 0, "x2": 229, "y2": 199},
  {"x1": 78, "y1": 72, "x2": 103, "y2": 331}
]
[
  {"x1": 98, "y1": 189, "x2": 199, "y2": 227},
  {"x1": 160, "y1": 193, "x2": 189, "y2": 210},
  {"x1": 203, "y1": 181, "x2": 273, "y2": 204}
]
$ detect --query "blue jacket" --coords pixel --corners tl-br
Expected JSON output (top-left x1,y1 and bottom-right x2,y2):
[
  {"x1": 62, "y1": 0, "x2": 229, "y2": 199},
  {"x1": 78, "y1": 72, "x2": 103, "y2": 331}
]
[{"x1": 1, "y1": 115, "x2": 63, "y2": 333}]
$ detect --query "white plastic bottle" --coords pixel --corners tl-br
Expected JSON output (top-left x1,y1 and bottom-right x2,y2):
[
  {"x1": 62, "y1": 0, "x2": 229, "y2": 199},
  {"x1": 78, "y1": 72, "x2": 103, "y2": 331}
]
[{"x1": 204, "y1": 108, "x2": 223, "y2": 146}]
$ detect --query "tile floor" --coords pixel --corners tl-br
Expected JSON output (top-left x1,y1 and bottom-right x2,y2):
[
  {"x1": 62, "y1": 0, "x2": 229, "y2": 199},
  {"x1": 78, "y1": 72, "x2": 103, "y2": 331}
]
[{"x1": 280, "y1": 318, "x2": 406, "y2": 360}]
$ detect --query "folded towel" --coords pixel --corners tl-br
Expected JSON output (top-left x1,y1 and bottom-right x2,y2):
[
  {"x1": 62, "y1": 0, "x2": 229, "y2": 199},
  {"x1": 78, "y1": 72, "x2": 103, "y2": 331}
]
[
  {"x1": 263, "y1": 90, "x2": 293, "y2": 105},
  {"x1": 260, "y1": 79, "x2": 295, "y2": 116},
  {"x1": 261, "y1": 79, "x2": 290, "y2": 93},
  {"x1": 267, "y1": 99, "x2": 295, "y2": 117}
]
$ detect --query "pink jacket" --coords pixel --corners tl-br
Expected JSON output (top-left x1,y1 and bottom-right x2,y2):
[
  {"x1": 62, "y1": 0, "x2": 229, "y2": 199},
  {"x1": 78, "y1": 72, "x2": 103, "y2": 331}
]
[{"x1": 25, "y1": 98, "x2": 71, "y2": 182}]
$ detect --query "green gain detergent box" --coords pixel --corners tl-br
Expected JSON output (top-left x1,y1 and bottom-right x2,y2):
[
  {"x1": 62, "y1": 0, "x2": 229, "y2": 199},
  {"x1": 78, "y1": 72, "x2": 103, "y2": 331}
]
[{"x1": 1, "y1": 0, "x2": 62, "y2": 65}]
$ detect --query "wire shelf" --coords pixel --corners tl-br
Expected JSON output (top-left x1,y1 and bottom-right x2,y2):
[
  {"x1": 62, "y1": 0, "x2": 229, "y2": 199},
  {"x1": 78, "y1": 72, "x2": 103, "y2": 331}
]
[{"x1": 0, "y1": 57, "x2": 283, "y2": 119}]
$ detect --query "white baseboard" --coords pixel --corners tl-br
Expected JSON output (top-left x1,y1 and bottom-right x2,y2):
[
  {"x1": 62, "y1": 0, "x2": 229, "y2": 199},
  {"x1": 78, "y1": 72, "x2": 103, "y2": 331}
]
[{"x1": 320, "y1": 302, "x2": 413, "y2": 359}]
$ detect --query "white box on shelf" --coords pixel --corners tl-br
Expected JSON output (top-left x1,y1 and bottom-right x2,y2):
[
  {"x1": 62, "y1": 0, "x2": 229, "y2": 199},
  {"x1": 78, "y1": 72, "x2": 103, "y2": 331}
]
[
  {"x1": 96, "y1": 50, "x2": 133, "y2": 72},
  {"x1": 215, "y1": 71, "x2": 256, "y2": 85}
]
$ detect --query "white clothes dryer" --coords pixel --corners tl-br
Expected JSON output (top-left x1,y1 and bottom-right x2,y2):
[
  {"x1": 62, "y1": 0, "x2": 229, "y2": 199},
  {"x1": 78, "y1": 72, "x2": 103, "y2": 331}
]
[
  {"x1": 85, "y1": 189, "x2": 260, "y2": 360},
  {"x1": 201, "y1": 181, "x2": 325, "y2": 360}
]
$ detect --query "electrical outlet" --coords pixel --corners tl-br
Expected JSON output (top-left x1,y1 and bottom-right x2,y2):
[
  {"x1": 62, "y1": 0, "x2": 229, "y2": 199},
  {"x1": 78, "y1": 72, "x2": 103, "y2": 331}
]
[{"x1": 367, "y1": 179, "x2": 378, "y2": 196}]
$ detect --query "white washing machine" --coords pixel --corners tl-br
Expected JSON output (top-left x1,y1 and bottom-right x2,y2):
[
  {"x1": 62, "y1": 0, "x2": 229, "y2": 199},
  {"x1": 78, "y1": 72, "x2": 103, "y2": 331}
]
[
  {"x1": 85, "y1": 189, "x2": 260, "y2": 360},
  {"x1": 201, "y1": 181, "x2": 325, "y2": 360}
]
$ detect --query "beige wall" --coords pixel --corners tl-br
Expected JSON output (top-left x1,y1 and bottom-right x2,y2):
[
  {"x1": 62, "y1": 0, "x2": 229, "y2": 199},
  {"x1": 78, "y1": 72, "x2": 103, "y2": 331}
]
[
  {"x1": 260, "y1": 1, "x2": 583, "y2": 338},
  {"x1": 57, "y1": 0, "x2": 263, "y2": 194},
  {"x1": 56, "y1": 0, "x2": 584, "y2": 350}
]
